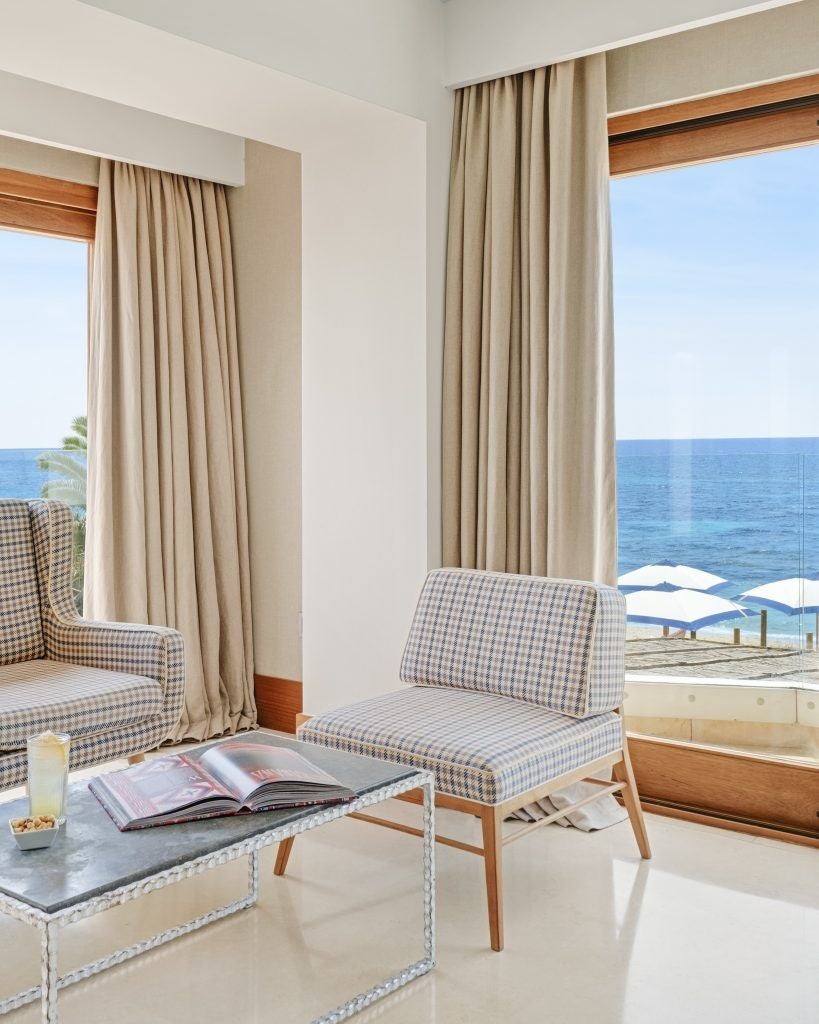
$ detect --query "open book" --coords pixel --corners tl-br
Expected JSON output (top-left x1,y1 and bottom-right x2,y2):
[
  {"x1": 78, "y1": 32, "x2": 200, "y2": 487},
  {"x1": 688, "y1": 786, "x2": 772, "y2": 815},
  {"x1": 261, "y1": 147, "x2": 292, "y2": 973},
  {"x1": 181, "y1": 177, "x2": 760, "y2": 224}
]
[{"x1": 89, "y1": 740, "x2": 355, "y2": 830}]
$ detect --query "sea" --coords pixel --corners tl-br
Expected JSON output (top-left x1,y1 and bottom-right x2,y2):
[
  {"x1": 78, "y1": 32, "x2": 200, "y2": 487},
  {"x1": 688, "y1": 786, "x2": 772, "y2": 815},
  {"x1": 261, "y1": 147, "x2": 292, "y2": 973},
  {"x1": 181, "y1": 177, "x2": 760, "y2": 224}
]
[
  {"x1": 618, "y1": 437, "x2": 819, "y2": 641},
  {"x1": 0, "y1": 449, "x2": 55, "y2": 501},
  {"x1": 2, "y1": 441, "x2": 817, "y2": 642}
]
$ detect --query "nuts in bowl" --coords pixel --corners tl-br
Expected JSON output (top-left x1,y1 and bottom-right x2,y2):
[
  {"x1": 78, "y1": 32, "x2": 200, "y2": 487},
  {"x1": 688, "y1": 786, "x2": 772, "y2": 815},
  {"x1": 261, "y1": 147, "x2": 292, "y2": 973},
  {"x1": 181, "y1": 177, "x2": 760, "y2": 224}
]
[
  {"x1": 9, "y1": 815, "x2": 59, "y2": 850},
  {"x1": 12, "y1": 814, "x2": 56, "y2": 833}
]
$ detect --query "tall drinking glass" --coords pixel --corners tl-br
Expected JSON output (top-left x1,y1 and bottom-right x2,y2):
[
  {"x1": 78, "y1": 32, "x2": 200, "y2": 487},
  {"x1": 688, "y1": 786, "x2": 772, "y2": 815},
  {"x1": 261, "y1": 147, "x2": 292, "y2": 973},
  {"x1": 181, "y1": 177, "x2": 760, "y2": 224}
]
[{"x1": 27, "y1": 732, "x2": 70, "y2": 823}]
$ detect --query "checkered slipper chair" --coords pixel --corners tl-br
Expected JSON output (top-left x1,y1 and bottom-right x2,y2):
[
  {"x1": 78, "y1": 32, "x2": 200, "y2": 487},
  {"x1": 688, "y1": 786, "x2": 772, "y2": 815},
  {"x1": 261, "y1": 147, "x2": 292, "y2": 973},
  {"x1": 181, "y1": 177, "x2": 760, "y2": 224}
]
[
  {"x1": 277, "y1": 567, "x2": 650, "y2": 951},
  {"x1": 0, "y1": 500, "x2": 185, "y2": 789}
]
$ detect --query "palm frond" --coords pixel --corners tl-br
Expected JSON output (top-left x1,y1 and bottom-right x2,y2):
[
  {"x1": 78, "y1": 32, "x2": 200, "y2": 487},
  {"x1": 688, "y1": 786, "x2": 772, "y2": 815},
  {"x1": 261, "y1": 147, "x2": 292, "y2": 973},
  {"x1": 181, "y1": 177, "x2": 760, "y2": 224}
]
[
  {"x1": 37, "y1": 451, "x2": 86, "y2": 485},
  {"x1": 40, "y1": 481, "x2": 87, "y2": 507},
  {"x1": 56, "y1": 416, "x2": 88, "y2": 451}
]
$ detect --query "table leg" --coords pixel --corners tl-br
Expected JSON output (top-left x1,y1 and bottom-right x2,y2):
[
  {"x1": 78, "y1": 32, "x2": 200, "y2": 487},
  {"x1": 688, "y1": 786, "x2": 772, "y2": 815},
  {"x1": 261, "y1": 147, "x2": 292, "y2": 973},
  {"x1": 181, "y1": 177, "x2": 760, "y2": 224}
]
[
  {"x1": 422, "y1": 776, "x2": 436, "y2": 966},
  {"x1": 40, "y1": 920, "x2": 58, "y2": 1024},
  {"x1": 311, "y1": 775, "x2": 436, "y2": 1023},
  {"x1": 248, "y1": 850, "x2": 260, "y2": 904}
]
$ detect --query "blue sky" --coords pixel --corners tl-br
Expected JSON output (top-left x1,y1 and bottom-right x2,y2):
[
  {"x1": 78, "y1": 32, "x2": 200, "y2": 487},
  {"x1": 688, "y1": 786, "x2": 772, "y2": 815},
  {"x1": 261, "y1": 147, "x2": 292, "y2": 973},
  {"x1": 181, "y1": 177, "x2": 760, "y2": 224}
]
[
  {"x1": 611, "y1": 143, "x2": 819, "y2": 441},
  {"x1": 0, "y1": 229, "x2": 87, "y2": 448}
]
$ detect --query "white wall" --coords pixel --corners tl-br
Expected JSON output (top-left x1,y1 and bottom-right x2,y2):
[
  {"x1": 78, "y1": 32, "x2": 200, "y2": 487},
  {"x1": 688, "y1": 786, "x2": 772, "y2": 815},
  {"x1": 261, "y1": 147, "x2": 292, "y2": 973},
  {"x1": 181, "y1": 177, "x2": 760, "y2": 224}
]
[
  {"x1": 442, "y1": 0, "x2": 806, "y2": 87},
  {"x1": 607, "y1": 0, "x2": 819, "y2": 112},
  {"x1": 0, "y1": 0, "x2": 429, "y2": 712},
  {"x1": 0, "y1": 69, "x2": 243, "y2": 185},
  {"x1": 300, "y1": 120, "x2": 427, "y2": 710}
]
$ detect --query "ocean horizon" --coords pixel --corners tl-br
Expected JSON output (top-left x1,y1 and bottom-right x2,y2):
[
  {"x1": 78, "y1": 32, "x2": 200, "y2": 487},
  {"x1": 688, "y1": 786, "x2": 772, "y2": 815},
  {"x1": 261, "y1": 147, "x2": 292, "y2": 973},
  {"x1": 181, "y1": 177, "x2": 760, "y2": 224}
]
[{"x1": 1, "y1": 440, "x2": 816, "y2": 641}]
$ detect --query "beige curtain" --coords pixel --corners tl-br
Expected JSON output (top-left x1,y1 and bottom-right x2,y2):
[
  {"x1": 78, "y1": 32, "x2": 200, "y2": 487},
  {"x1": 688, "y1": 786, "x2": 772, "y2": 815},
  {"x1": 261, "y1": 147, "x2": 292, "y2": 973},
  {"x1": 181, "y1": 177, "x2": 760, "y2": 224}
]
[
  {"x1": 86, "y1": 160, "x2": 256, "y2": 741},
  {"x1": 442, "y1": 54, "x2": 616, "y2": 585}
]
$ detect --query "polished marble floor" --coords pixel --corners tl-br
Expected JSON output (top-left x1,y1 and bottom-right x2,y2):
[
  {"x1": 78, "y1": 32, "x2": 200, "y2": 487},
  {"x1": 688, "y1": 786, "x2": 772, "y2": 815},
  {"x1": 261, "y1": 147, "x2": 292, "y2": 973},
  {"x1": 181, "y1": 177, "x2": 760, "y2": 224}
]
[{"x1": 1, "y1": 752, "x2": 817, "y2": 1024}]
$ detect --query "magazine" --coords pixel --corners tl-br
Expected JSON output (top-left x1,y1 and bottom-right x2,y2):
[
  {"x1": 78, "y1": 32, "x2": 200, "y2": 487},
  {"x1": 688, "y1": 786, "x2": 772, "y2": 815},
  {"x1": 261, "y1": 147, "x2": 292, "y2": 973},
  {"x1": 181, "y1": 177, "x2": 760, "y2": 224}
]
[{"x1": 89, "y1": 740, "x2": 355, "y2": 831}]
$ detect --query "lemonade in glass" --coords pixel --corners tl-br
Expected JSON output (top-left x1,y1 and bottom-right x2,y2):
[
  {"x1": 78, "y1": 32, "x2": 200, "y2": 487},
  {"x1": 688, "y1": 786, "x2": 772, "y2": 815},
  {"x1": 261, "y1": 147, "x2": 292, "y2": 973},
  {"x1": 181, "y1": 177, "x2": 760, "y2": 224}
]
[{"x1": 27, "y1": 731, "x2": 70, "y2": 823}]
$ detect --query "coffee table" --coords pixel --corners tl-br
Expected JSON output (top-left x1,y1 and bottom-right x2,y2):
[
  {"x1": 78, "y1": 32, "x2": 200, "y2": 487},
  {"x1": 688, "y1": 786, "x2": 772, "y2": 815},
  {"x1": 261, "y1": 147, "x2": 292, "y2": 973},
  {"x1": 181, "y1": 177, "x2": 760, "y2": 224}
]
[{"x1": 0, "y1": 734, "x2": 435, "y2": 1024}]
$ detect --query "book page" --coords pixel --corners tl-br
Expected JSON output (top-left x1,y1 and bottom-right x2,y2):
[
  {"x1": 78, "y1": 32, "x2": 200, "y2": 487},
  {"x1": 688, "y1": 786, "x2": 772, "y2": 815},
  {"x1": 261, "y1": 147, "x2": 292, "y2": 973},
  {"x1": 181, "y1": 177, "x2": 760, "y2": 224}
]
[
  {"x1": 99, "y1": 754, "x2": 234, "y2": 821},
  {"x1": 198, "y1": 741, "x2": 344, "y2": 806}
]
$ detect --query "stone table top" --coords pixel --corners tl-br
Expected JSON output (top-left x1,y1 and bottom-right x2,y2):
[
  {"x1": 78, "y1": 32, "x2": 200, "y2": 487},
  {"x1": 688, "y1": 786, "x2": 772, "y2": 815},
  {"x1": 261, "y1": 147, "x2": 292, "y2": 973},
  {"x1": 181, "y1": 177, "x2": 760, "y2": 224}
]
[{"x1": 0, "y1": 734, "x2": 418, "y2": 915}]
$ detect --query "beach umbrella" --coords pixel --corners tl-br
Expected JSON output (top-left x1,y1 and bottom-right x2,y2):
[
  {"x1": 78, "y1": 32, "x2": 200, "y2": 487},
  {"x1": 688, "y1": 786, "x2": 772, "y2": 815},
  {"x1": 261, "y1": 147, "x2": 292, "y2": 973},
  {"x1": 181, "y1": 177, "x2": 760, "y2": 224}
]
[
  {"x1": 625, "y1": 583, "x2": 755, "y2": 632},
  {"x1": 618, "y1": 560, "x2": 727, "y2": 593},
  {"x1": 738, "y1": 573, "x2": 819, "y2": 614}
]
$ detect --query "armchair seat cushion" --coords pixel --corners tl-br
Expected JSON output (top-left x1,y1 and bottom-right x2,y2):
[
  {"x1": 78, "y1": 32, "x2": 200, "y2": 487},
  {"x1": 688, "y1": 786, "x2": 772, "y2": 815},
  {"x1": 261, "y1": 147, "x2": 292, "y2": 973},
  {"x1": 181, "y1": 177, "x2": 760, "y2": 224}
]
[
  {"x1": 298, "y1": 686, "x2": 623, "y2": 805},
  {"x1": 0, "y1": 659, "x2": 164, "y2": 751}
]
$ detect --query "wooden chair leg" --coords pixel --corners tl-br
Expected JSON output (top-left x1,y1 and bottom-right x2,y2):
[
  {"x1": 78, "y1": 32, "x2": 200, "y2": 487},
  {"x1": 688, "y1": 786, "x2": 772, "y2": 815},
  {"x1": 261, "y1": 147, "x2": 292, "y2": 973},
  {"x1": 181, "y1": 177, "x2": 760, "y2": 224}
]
[
  {"x1": 613, "y1": 745, "x2": 652, "y2": 859},
  {"x1": 127, "y1": 753, "x2": 145, "y2": 766},
  {"x1": 481, "y1": 806, "x2": 504, "y2": 951},
  {"x1": 274, "y1": 837, "x2": 295, "y2": 876}
]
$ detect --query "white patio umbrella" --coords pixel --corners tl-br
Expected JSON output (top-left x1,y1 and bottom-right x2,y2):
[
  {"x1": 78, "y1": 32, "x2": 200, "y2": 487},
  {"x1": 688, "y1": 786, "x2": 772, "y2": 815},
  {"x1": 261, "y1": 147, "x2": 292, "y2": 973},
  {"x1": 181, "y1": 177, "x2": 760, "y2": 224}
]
[
  {"x1": 738, "y1": 573, "x2": 819, "y2": 614},
  {"x1": 625, "y1": 583, "x2": 755, "y2": 632},
  {"x1": 618, "y1": 560, "x2": 727, "y2": 593},
  {"x1": 739, "y1": 573, "x2": 819, "y2": 646}
]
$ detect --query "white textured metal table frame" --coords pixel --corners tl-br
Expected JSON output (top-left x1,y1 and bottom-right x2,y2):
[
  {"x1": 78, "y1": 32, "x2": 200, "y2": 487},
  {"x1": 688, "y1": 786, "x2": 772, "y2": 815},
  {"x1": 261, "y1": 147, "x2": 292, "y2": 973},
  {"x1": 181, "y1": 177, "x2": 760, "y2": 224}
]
[{"x1": 0, "y1": 771, "x2": 436, "y2": 1024}]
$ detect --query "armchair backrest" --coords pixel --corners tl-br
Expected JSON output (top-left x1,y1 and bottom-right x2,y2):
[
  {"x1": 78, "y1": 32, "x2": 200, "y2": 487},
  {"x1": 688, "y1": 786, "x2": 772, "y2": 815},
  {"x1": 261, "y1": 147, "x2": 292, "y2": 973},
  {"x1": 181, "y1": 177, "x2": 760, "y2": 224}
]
[
  {"x1": 400, "y1": 568, "x2": 626, "y2": 718},
  {"x1": 0, "y1": 500, "x2": 45, "y2": 664}
]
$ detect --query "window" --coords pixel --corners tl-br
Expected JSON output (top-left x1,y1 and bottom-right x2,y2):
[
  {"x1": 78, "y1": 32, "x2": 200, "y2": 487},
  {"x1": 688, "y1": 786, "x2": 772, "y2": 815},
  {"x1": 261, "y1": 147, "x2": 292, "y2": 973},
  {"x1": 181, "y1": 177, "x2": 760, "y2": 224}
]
[
  {"x1": 609, "y1": 79, "x2": 819, "y2": 840},
  {"x1": 0, "y1": 168, "x2": 96, "y2": 610}
]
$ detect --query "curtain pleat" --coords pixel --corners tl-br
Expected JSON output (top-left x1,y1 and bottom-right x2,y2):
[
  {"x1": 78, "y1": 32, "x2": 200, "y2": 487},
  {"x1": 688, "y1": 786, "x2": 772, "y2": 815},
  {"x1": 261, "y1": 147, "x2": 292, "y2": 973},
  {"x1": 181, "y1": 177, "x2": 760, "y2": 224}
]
[
  {"x1": 86, "y1": 160, "x2": 256, "y2": 742},
  {"x1": 442, "y1": 54, "x2": 616, "y2": 585}
]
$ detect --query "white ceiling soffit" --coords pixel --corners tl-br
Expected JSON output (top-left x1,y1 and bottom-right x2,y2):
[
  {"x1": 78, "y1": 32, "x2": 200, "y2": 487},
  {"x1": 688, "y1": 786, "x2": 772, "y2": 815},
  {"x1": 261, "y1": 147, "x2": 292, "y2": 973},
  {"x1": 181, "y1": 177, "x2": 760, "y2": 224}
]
[
  {"x1": 440, "y1": 0, "x2": 807, "y2": 88},
  {"x1": 79, "y1": 0, "x2": 447, "y2": 123},
  {"x1": 0, "y1": 0, "x2": 807, "y2": 137},
  {"x1": 0, "y1": 68, "x2": 245, "y2": 185},
  {"x1": 0, "y1": 0, "x2": 423, "y2": 158},
  {"x1": 66, "y1": 0, "x2": 808, "y2": 97}
]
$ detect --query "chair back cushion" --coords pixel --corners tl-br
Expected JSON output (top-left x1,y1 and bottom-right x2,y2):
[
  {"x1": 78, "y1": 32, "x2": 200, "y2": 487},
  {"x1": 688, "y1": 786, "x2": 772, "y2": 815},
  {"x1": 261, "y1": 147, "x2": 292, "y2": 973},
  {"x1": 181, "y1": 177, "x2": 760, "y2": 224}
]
[
  {"x1": 0, "y1": 501, "x2": 44, "y2": 665},
  {"x1": 400, "y1": 568, "x2": 626, "y2": 718}
]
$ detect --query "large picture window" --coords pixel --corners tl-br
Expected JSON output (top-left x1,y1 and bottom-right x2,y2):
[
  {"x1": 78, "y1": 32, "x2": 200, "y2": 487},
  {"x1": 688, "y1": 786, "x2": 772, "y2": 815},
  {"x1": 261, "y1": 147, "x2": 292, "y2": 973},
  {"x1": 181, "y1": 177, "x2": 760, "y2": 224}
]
[{"x1": 609, "y1": 79, "x2": 819, "y2": 841}]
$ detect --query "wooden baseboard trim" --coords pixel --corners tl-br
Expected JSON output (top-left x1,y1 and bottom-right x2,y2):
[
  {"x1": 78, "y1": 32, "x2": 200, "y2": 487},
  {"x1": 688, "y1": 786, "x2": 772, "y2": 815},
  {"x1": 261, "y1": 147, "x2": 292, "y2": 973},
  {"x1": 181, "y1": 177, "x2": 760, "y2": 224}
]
[
  {"x1": 628, "y1": 734, "x2": 819, "y2": 842},
  {"x1": 254, "y1": 674, "x2": 302, "y2": 733},
  {"x1": 642, "y1": 801, "x2": 819, "y2": 850}
]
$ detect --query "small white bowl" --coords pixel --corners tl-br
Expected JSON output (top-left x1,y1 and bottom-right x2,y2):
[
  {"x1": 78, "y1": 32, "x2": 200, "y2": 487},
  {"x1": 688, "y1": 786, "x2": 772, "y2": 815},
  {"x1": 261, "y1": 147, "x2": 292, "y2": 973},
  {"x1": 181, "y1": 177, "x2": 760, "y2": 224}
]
[{"x1": 9, "y1": 819, "x2": 59, "y2": 851}]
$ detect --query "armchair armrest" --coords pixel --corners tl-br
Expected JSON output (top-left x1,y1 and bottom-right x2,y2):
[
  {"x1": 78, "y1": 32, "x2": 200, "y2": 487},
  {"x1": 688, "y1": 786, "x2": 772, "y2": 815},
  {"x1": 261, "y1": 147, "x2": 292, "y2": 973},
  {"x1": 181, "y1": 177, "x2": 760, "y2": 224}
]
[
  {"x1": 44, "y1": 614, "x2": 182, "y2": 689},
  {"x1": 43, "y1": 615, "x2": 185, "y2": 731}
]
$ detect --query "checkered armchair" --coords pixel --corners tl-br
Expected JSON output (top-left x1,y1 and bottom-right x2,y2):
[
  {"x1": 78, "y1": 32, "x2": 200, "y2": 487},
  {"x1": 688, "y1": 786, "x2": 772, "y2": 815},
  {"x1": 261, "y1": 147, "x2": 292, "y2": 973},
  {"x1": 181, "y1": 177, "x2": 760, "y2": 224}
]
[
  {"x1": 0, "y1": 500, "x2": 185, "y2": 789},
  {"x1": 291, "y1": 567, "x2": 650, "y2": 951}
]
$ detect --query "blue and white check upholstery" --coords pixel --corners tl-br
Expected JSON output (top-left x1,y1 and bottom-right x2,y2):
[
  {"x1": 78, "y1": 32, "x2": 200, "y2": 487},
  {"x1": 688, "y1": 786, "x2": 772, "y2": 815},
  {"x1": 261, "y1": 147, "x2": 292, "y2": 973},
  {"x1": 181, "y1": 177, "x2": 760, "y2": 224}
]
[
  {"x1": 0, "y1": 501, "x2": 45, "y2": 665},
  {"x1": 401, "y1": 568, "x2": 625, "y2": 718},
  {"x1": 298, "y1": 686, "x2": 623, "y2": 804},
  {"x1": 0, "y1": 500, "x2": 185, "y2": 789},
  {"x1": 299, "y1": 567, "x2": 627, "y2": 806}
]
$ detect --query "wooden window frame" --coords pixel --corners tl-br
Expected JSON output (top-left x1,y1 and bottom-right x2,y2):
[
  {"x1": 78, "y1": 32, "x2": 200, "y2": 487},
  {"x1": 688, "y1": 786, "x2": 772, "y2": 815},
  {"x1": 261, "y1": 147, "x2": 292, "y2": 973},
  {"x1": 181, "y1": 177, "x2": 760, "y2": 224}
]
[
  {"x1": 609, "y1": 72, "x2": 819, "y2": 177},
  {"x1": 0, "y1": 167, "x2": 97, "y2": 241},
  {"x1": 608, "y1": 75, "x2": 819, "y2": 846}
]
